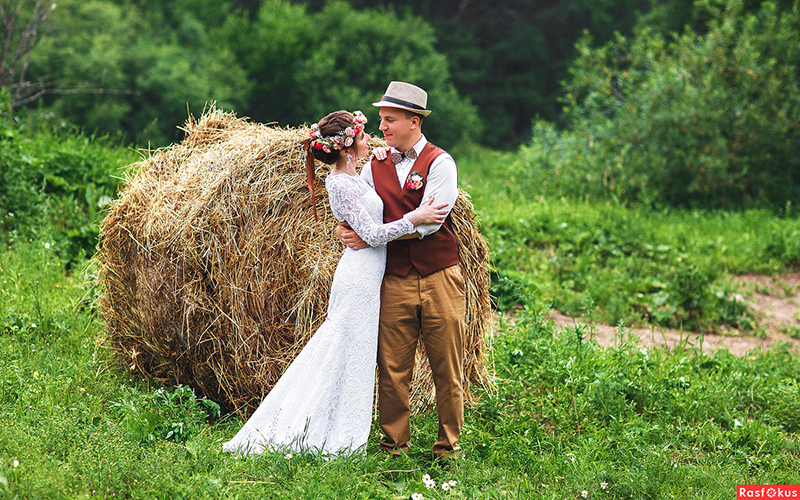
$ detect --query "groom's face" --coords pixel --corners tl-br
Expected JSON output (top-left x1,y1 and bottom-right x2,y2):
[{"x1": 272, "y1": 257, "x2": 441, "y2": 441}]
[{"x1": 378, "y1": 107, "x2": 419, "y2": 151}]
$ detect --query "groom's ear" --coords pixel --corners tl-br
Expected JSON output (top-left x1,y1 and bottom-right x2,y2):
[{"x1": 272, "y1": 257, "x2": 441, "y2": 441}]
[{"x1": 402, "y1": 110, "x2": 423, "y2": 129}]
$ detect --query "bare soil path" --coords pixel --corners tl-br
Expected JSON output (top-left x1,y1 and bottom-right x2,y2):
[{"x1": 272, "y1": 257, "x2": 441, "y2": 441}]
[{"x1": 547, "y1": 273, "x2": 800, "y2": 356}]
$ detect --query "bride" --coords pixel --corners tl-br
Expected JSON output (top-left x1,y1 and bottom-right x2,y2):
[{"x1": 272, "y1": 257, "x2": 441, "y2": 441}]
[{"x1": 222, "y1": 110, "x2": 447, "y2": 457}]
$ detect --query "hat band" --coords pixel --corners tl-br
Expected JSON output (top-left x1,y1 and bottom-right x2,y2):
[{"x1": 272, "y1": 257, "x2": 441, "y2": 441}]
[{"x1": 380, "y1": 95, "x2": 426, "y2": 112}]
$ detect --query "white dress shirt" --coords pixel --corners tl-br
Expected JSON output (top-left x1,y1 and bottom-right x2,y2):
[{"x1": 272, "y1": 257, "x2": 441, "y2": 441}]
[{"x1": 360, "y1": 135, "x2": 458, "y2": 238}]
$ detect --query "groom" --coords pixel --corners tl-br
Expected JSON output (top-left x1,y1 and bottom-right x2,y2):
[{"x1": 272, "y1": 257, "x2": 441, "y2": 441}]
[{"x1": 338, "y1": 81, "x2": 466, "y2": 460}]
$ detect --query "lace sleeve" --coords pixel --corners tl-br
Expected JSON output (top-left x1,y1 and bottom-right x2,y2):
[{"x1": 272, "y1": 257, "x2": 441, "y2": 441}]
[{"x1": 327, "y1": 176, "x2": 415, "y2": 247}]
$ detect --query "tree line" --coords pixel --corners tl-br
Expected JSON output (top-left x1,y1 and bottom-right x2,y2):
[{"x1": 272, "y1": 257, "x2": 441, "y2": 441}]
[
  {"x1": 515, "y1": 0, "x2": 800, "y2": 209},
  {"x1": 6, "y1": 0, "x2": 785, "y2": 150},
  {"x1": 1, "y1": 0, "x2": 799, "y2": 270}
]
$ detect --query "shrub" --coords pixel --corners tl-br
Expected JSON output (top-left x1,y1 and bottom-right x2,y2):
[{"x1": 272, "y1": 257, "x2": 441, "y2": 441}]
[
  {"x1": 0, "y1": 96, "x2": 136, "y2": 264},
  {"x1": 517, "y1": 0, "x2": 800, "y2": 209}
]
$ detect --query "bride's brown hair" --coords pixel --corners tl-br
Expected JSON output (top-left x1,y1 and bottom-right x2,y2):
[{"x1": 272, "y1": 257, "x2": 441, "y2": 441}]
[
  {"x1": 304, "y1": 110, "x2": 360, "y2": 221},
  {"x1": 312, "y1": 110, "x2": 357, "y2": 165}
]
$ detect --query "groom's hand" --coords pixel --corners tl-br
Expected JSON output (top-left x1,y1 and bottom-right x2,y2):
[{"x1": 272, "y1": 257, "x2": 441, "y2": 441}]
[{"x1": 336, "y1": 222, "x2": 369, "y2": 250}]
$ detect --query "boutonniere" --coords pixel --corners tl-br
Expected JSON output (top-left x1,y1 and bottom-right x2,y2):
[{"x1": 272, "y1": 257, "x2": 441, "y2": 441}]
[{"x1": 405, "y1": 171, "x2": 424, "y2": 190}]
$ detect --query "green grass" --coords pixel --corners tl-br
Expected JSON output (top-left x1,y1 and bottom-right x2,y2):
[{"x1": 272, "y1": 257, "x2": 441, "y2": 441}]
[
  {"x1": 2, "y1": 227, "x2": 799, "y2": 499},
  {"x1": 455, "y1": 144, "x2": 800, "y2": 331},
  {"x1": 1, "y1": 144, "x2": 799, "y2": 498}
]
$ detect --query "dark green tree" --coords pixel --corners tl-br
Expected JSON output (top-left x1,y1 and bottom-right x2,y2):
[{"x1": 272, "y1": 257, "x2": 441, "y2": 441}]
[
  {"x1": 222, "y1": 0, "x2": 480, "y2": 148},
  {"x1": 637, "y1": 0, "x2": 797, "y2": 37},
  {"x1": 26, "y1": 0, "x2": 252, "y2": 146},
  {"x1": 296, "y1": 0, "x2": 649, "y2": 147}
]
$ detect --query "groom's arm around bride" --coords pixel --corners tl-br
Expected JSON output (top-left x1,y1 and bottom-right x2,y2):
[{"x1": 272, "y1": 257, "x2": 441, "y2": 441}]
[{"x1": 338, "y1": 81, "x2": 467, "y2": 460}]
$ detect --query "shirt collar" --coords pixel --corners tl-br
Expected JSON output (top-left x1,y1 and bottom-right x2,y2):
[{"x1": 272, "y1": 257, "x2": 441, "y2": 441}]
[{"x1": 392, "y1": 135, "x2": 427, "y2": 155}]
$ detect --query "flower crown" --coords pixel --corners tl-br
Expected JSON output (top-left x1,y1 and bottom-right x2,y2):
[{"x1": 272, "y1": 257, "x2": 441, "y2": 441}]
[{"x1": 309, "y1": 111, "x2": 367, "y2": 154}]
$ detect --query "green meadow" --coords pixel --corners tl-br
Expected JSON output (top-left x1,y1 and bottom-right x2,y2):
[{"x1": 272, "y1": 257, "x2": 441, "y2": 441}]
[
  {"x1": 1, "y1": 142, "x2": 799, "y2": 499},
  {"x1": 2, "y1": 1, "x2": 800, "y2": 496}
]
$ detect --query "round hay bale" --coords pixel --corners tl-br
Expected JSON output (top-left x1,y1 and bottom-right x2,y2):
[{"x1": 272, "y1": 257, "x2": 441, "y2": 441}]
[{"x1": 97, "y1": 108, "x2": 492, "y2": 415}]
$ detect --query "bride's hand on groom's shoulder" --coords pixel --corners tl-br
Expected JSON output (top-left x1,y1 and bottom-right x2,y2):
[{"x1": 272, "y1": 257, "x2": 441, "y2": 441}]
[{"x1": 371, "y1": 147, "x2": 391, "y2": 161}]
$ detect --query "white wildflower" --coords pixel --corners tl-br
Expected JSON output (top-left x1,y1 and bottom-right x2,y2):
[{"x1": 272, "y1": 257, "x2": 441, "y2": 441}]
[
  {"x1": 284, "y1": 452, "x2": 293, "y2": 460},
  {"x1": 411, "y1": 493, "x2": 424, "y2": 500},
  {"x1": 13, "y1": 460, "x2": 19, "y2": 468},
  {"x1": 581, "y1": 490, "x2": 588, "y2": 498},
  {"x1": 601, "y1": 482, "x2": 608, "y2": 490}
]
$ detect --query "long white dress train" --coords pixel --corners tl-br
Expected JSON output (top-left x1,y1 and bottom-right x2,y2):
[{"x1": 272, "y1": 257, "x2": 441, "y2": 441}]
[{"x1": 222, "y1": 172, "x2": 416, "y2": 457}]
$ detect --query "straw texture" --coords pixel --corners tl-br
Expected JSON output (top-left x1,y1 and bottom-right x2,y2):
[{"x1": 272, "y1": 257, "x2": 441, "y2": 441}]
[{"x1": 97, "y1": 108, "x2": 492, "y2": 415}]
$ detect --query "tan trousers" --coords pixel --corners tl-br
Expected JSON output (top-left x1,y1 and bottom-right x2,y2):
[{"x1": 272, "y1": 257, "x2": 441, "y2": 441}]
[{"x1": 377, "y1": 265, "x2": 466, "y2": 456}]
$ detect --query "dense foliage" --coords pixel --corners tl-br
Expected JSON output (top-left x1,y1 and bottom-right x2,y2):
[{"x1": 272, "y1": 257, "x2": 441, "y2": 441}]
[
  {"x1": 514, "y1": 0, "x2": 800, "y2": 209},
  {"x1": 18, "y1": 0, "x2": 479, "y2": 148},
  {"x1": 8, "y1": 0, "x2": 799, "y2": 158},
  {"x1": 0, "y1": 93, "x2": 136, "y2": 264},
  {"x1": 460, "y1": 146, "x2": 800, "y2": 330},
  {"x1": 308, "y1": 0, "x2": 650, "y2": 147},
  {"x1": 216, "y1": 0, "x2": 480, "y2": 148},
  {"x1": 28, "y1": 0, "x2": 251, "y2": 146}
]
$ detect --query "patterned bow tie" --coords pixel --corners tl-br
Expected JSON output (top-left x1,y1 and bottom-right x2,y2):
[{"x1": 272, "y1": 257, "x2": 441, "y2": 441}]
[{"x1": 390, "y1": 148, "x2": 417, "y2": 164}]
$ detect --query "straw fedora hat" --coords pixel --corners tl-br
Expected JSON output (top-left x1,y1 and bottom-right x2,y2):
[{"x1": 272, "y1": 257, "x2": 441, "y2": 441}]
[{"x1": 372, "y1": 81, "x2": 431, "y2": 117}]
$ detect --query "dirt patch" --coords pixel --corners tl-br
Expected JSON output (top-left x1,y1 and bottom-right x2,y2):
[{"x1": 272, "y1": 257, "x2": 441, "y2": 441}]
[
  {"x1": 737, "y1": 272, "x2": 800, "y2": 333},
  {"x1": 547, "y1": 273, "x2": 800, "y2": 357}
]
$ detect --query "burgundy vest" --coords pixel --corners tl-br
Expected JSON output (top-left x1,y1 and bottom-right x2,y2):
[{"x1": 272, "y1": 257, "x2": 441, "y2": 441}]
[{"x1": 373, "y1": 143, "x2": 460, "y2": 277}]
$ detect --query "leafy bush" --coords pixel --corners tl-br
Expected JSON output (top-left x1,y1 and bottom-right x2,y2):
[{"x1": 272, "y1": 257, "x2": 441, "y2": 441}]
[
  {"x1": 0, "y1": 96, "x2": 136, "y2": 264},
  {"x1": 516, "y1": 0, "x2": 800, "y2": 209},
  {"x1": 111, "y1": 385, "x2": 221, "y2": 444}
]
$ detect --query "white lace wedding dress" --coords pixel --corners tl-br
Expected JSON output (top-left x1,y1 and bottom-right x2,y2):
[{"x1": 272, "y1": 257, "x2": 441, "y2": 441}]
[{"x1": 222, "y1": 172, "x2": 416, "y2": 457}]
